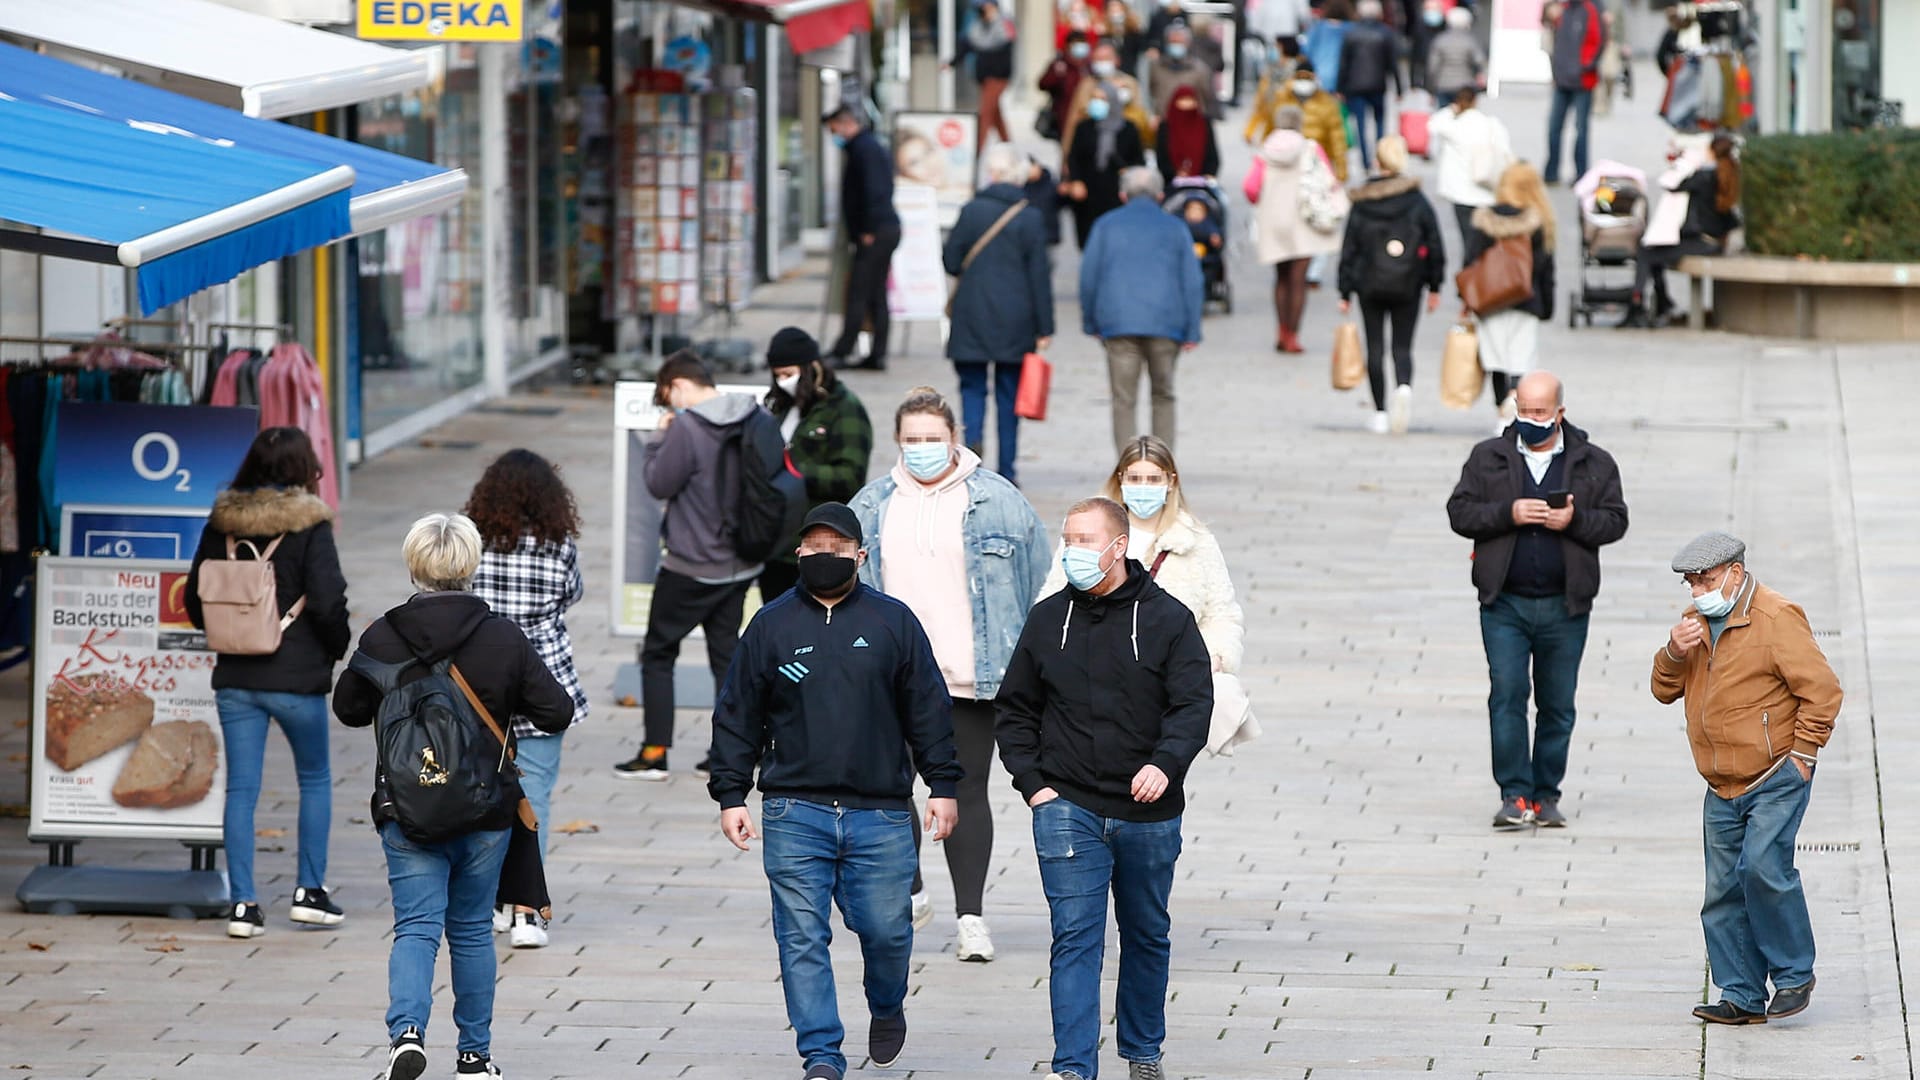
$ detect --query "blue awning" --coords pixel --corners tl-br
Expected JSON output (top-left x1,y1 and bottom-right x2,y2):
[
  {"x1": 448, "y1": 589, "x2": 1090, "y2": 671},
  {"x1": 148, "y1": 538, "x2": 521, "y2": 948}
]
[{"x1": 0, "y1": 42, "x2": 466, "y2": 314}]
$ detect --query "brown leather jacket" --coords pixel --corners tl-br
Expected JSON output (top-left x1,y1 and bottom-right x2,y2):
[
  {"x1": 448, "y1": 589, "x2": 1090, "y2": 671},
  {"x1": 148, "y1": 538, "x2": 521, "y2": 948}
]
[{"x1": 1650, "y1": 578, "x2": 1843, "y2": 799}]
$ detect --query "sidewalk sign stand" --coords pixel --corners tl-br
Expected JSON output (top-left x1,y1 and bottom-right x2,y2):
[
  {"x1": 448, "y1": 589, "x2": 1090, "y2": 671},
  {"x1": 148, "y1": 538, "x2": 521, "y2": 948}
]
[{"x1": 887, "y1": 184, "x2": 949, "y2": 359}]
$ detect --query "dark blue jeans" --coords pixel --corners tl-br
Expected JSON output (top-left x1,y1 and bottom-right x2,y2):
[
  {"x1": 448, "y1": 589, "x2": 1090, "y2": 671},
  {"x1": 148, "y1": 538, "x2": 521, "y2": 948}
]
[
  {"x1": 1033, "y1": 797, "x2": 1182, "y2": 1079},
  {"x1": 1702, "y1": 762, "x2": 1817, "y2": 1011},
  {"x1": 1544, "y1": 87, "x2": 1593, "y2": 183},
  {"x1": 762, "y1": 798, "x2": 916, "y2": 1076},
  {"x1": 1350, "y1": 92, "x2": 1388, "y2": 171},
  {"x1": 215, "y1": 687, "x2": 332, "y2": 903},
  {"x1": 1480, "y1": 593, "x2": 1589, "y2": 802},
  {"x1": 380, "y1": 822, "x2": 510, "y2": 1054},
  {"x1": 955, "y1": 359, "x2": 1023, "y2": 481}
]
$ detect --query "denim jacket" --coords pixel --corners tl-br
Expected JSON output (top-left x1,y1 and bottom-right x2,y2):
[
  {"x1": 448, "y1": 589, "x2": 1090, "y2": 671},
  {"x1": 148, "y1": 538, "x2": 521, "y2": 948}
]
[{"x1": 848, "y1": 467, "x2": 1049, "y2": 700}]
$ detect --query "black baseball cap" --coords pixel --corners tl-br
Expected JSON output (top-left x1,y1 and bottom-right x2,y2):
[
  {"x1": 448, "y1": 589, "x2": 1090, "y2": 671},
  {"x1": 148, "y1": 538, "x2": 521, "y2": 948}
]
[{"x1": 801, "y1": 502, "x2": 862, "y2": 545}]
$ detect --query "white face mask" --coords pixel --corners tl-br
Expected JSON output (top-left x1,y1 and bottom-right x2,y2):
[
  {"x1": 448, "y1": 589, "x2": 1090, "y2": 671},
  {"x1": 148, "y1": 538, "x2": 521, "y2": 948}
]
[
  {"x1": 1291, "y1": 79, "x2": 1316, "y2": 98},
  {"x1": 775, "y1": 373, "x2": 802, "y2": 397}
]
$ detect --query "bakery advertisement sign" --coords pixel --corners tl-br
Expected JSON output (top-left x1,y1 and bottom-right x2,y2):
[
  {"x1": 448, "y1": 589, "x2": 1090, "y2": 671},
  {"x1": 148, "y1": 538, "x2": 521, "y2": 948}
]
[{"x1": 30, "y1": 558, "x2": 223, "y2": 842}]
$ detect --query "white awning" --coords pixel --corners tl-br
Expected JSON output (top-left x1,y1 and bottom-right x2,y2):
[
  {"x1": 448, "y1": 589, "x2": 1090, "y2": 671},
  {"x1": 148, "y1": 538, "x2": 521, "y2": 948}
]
[{"x1": 0, "y1": 0, "x2": 439, "y2": 119}]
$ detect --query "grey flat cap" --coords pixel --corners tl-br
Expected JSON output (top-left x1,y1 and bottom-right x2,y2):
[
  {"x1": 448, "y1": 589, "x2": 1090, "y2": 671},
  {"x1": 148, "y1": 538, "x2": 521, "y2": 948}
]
[{"x1": 1672, "y1": 531, "x2": 1747, "y2": 574}]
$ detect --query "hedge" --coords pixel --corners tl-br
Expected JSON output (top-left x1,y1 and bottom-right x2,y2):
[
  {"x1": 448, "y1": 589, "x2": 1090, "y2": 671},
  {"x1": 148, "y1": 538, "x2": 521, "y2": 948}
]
[{"x1": 1742, "y1": 128, "x2": 1920, "y2": 262}]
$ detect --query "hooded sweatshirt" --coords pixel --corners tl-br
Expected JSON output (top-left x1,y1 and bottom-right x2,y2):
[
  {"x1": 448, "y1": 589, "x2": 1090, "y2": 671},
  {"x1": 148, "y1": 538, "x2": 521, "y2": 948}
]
[
  {"x1": 880, "y1": 447, "x2": 980, "y2": 698},
  {"x1": 644, "y1": 391, "x2": 766, "y2": 582}
]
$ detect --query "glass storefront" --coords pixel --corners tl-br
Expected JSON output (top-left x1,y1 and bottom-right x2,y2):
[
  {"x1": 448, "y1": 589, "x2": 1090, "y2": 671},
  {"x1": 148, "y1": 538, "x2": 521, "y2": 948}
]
[{"x1": 353, "y1": 47, "x2": 486, "y2": 438}]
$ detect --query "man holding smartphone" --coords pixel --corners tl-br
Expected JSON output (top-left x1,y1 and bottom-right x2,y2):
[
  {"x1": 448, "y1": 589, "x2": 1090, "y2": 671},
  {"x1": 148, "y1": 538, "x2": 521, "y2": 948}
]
[{"x1": 1446, "y1": 371, "x2": 1630, "y2": 829}]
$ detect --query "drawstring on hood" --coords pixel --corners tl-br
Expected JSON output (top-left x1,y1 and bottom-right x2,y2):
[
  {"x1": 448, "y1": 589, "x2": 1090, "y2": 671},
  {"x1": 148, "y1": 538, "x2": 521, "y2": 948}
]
[
  {"x1": 1057, "y1": 594, "x2": 1143, "y2": 662},
  {"x1": 891, "y1": 446, "x2": 980, "y2": 558}
]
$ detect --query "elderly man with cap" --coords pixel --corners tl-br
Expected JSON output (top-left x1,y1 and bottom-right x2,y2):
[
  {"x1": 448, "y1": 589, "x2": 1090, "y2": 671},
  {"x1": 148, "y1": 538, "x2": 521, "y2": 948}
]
[
  {"x1": 707, "y1": 502, "x2": 961, "y2": 1080},
  {"x1": 1654, "y1": 531, "x2": 1842, "y2": 1026},
  {"x1": 1446, "y1": 370, "x2": 1629, "y2": 829}
]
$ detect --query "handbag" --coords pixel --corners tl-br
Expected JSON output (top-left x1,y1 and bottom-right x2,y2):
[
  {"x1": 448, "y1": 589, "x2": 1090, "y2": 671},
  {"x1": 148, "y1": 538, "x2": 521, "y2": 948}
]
[
  {"x1": 1300, "y1": 154, "x2": 1348, "y2": 234},
  {"x1": 946, "y1": 199, "x2": 1028, "y2": 318},
  {"x1": 1455, "y1": 234, "x2": 1534, "y2": 315},
  {"x1": 1330, "y1": 321, "x2": 1364, "y2": 391},
  {"x1": 1014, "y1": 351, "x2": 1052, "y2": 421},
  {"x1": 1439, "y1": 322, "x2": 1483, "y2": 410},
  {"x1": 1206, "y1": 671, "x2": 1263, "y2": 757}
]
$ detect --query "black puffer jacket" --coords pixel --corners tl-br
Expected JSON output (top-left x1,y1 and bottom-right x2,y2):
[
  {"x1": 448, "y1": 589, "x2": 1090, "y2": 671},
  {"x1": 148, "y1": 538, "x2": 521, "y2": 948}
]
[
  {"x1": 1463, "y1": 204, "x2": 1557, "y2": 321},
  {"x1": 333, "y1": 592, "x2": 572, "y2": 828},
  {"x1": 185, "y1": 487, "x2": 350, "y2": 695},
  {"x1": 1337, "y1": 174, "x2": 1447, "y2": 302},
  {"x1": 943, "y1": 183, "x2": 1055, "y2": 363}
]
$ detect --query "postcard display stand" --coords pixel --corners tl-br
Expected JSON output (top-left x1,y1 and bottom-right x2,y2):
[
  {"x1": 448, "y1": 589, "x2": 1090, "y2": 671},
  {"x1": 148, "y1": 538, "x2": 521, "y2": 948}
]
[{"x1": 616, "y1": 87, "x2": 757, "y2": 356}]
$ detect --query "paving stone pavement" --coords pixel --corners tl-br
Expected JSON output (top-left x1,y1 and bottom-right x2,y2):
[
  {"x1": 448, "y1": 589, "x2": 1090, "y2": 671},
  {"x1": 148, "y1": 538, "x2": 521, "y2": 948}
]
[{"x1": 4, "y1": 66, "x2": 1918, "y2": 1080}]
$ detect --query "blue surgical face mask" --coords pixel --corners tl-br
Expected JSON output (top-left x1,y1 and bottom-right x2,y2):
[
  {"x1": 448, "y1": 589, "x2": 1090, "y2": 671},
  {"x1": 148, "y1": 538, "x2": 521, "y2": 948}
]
[
  {"x1": 1086, "y1": 98, "x2": 1111, "y2": 121},
  {"x1": 1168, "y1": 43, "x2": 1188, "y2": 59},
  {"x1": 1070, "y1": 42, "x2": 1091, "y2": 60},
  {"x1": 902, "y1": 442, "x2": 952, "y2": 481},
  {"x1": 831, "y1": 132, "x2": 848, "y2": 149},
  {"x1": 1694, "y1": 570, "x2": 1739, "y2": 618},
  {"x1": 1062, "y1": 539, "x2": 1119, "y2": 591},
  {"x1": 1515, "y1": 416, "x2": 1559, "y2": 446},
  {"x1": 1121, "y1": 483, "x2": 1168, "y2": 520},
  {"x1": 1424, "y1": 10, "x2": 1444, "y2": 26},
  {"x1": 1091, "y1": 59, "x2": 1117, "y2": 78}
]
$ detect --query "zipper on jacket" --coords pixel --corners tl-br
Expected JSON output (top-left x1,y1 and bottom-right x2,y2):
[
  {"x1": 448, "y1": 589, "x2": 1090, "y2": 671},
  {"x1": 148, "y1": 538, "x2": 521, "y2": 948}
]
[{"x1": 1762, "y1": 710, "x2": 1771, "y2": 757}]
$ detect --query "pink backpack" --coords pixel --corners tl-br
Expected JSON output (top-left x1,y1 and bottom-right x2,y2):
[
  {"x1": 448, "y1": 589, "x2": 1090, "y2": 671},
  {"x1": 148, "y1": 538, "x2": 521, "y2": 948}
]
[{"x1": 196, "y1": 535, "x2": 307, "y2": 655}]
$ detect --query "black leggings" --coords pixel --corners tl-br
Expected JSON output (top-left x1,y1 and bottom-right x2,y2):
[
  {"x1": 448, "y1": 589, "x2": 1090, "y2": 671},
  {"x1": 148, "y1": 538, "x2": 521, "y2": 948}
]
[
  {"x1": 909, "y1": 698, "x2": 997, "y2": 915},
  {"x1": 1491, "y1": 371, "x2": 1516, "y2": 402},
  {"x1": 1360, "y1": 294, "x2": 1421, "y2": 411}
]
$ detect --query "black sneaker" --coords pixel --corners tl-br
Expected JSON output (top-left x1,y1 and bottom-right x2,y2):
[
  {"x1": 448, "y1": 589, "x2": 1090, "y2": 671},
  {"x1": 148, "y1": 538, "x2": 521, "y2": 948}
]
[
  {"x1": 693, "y1": 756, "x2": 713, "y2": 780},
  {"x1": 455, "y1": 1051, "x2": 502, "y2": 1077},
  {"x1": 1768, "y1": 975, "x2": 1815, "y2": 1019},
  {"x1": 1532, "y1": 799, "x2": 1568, "y2": 828},
  {"x1": 803, "y1": 1066, "x2": 843, "y2": 1080},
  {"x1": 1492, "y1": 797, "x2": 1533, "y2": 830},
  {"x1": 227, "y1": 901, "x2": 265, "y2": 939},
  {"x1": 869, "y1": 1013, "x2": 906, "y2": 1068},
  {"x1": 1693, "y1": 1000, "x2": 1767, "y2": 1025},
  {"x1": 385, "y1": 1027, "x2": 426, "y2": 1080},
  {"x1": 291, "y1": 886, "x2": 345, "y2": 926},
  {"x1": 612, "y1": 748, "x2": 669, "y2": 781}
]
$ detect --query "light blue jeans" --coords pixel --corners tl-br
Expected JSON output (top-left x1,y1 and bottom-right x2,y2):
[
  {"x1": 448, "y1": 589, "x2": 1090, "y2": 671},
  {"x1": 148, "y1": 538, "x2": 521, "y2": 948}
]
[
  {"x1": 381, "y1": 822, "x2": 510, "y2": 1053},
  {"x1": 515, "y1": 732, "x2": 564, "y2": 860},
  {"x1": 214, "y1": 688, "x2": 332, "y2": 903}
]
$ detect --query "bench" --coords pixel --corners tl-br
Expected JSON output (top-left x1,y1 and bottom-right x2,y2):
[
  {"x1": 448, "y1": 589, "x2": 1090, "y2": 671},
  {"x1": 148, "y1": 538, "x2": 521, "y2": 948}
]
[{"x1": 1675, "y1": 254, "x2": 1920, "y2": 340}]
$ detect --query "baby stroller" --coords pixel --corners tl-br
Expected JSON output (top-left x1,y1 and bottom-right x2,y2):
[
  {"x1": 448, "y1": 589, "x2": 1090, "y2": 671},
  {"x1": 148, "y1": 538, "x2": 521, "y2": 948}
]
[
  {"x1": 1163, "y1": 177, "x2": 1233, "y2": 314},
  {"x1": 1568, "y1": 162, "x2": 1649, "y2": 327}
]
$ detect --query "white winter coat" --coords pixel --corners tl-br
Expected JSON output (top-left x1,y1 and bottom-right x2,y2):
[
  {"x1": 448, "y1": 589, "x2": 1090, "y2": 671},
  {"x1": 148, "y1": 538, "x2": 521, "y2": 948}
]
[
  {"x1": 1427, "y1": 105, "x2": 1513, "y2": 209},
  {"x1": 1246, "y1": 130, "x2": 1343, "y2": 264},
  {"x1": 1041, "y1": 509, "x2": 1246, "y2": 674}
]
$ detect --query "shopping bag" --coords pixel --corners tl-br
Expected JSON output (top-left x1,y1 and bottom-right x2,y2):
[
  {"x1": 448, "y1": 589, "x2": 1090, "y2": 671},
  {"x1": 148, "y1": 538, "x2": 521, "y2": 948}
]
[
  {"x1": 1455, "y1": 234, "x2": 1534, "y2": 315},
  {"x1": 1206, "y1": 672, "x2": 1263, "y2": 757},
  {"x1": 1014, "y1": 351, "x2": 1052, "y2": 420},
  {"x1": 1440, "y1": 322, "x2": 1483, "y2": 410},
  {"x1": 1331, "y1": 322, "x2": 1364, "y2": 391},
  {"x1": 1398, "y1": 96, "x2": 1432, "y2": 156}
]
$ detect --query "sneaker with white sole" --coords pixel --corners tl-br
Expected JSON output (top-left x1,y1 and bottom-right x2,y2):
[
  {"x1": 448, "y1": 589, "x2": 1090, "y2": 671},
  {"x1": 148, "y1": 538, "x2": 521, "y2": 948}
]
[
  {"x1": 1046, "y1": 1073, "x2": 1088, "y2": 1080},
  {"x1": 227, "y1": 901, "x2": 265, "y2": 939},
  {"x1": 384, "y1": 1027, "x2": 426, "y2": 1080},
  {"x1": 1366, "y1": 411, "x2": 1390, "y2": 435},
  {"x1": 290, "y1": 886, "x2": 344, "y2": 927},
  {"x1": 955, "y1": 915, "x2": 994, "y2": 962},
  {"x1": 909, "y1": 889, "x2": 932, "y2": 930},
  {"x1": 1128, "y1": 1061, "x2": 1166, "y2": 1080},
  {"x1": 1389, "y1": 384, "x2": 1413, "y2": 434},
  {"x1": 612, "y1": 748, "x2": 669, "y2": 781},
  {"x1": 492, "y1": 905, "x2": 511, "y2": 934},
  {"x1": 454, "y1": 1051, "x2": 502, "y2": 1076},
  {"x1": 508, "y1": 911, "x2": 549, "y2": 949}
]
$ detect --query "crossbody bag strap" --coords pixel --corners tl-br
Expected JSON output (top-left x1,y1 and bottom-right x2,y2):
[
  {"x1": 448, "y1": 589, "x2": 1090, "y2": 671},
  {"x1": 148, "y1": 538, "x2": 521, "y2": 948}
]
[
  {"x1": 1149, "y1": 550, "x2": 1171, "y2": 579},
  {"x1": 449, "y1": 663, "x2": 539, "y2": 832},
  {"x1": 961, "y1": 199, "x2": 1029, "y2": 273}
]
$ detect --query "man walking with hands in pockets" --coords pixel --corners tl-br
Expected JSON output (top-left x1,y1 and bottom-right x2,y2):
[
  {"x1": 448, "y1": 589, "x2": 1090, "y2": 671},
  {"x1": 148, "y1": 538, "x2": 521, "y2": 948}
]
[
  {"x1": 707, "y1": 503, "x2": 961, "y2": 1080},
  {"x1": 995, "y1": 496, "x2": 1212, "y2": 1080}
]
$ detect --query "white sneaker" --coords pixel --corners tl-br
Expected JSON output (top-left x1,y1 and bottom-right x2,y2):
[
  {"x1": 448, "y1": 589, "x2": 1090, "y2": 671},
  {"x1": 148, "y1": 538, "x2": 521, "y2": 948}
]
[
  {"x1": 1389, "y1": 384, "x2": 1413, "y2": 434},
  {"x1": 910, "y1": 889, "x2": 932, "y2": 930},
  {"x1": 508, "y1": 911, "x2": 549, "y2": 949},
  {"x1": 1499, "y1": 390, "x2": 1518, "y2": 426},
  {"x1": 955, "y1": 915, "x2": 995, "y2": 962},
  {"x1": 1366, "y1": 411, "x2": 1390, "y2": 435},
  {"x1": 492, "y1": 906, "x2": 511, "y2": 934}
]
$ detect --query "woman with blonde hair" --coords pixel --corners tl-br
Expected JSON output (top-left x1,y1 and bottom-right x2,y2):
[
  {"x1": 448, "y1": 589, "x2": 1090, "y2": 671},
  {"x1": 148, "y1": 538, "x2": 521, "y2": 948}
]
[
  {"x1": 1041, "y1": 435, "x2": 1243, "y2": 675},
  {"x1": 1460, "y1": 161, "x2": 1557, "y2": 428}
]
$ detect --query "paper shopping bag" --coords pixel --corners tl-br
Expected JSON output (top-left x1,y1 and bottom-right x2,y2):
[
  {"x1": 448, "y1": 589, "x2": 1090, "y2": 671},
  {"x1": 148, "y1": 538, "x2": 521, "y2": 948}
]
[
  {"x1": 1331, "y1": 322, "x2": 1365, "y2": 391},
  {"x1": 1014, "y1": 352, "x2": 1052, "y2": 420},
  {"x1": 1440, "y1": 322, "x2": 1484, "y2": 410}
]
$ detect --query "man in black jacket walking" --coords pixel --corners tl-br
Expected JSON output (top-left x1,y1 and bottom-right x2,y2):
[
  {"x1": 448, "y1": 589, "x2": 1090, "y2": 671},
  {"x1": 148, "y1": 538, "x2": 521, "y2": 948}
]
[
  {"x1": 709, "y1": 503, "x2": 960, "y2": 1080},
  {"x1": 1338, "y1": 0, "x2": 1404, "y2": 172},
  {"x1": 995, "y1": 496, "x2": 1211, "y2": 1080},
  {"x1": 1446, "y1": 371, "x2": 1629, "y2": 830},
  {"x1": 824, "y1": 105, "x2": 901, "y2": 372}
]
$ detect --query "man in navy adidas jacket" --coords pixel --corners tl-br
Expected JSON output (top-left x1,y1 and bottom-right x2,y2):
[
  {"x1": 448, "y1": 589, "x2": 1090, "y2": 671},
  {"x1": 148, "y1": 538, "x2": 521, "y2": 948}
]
[{"x1": 709, "y1": 502, "x2": 961, "y2": 1080}]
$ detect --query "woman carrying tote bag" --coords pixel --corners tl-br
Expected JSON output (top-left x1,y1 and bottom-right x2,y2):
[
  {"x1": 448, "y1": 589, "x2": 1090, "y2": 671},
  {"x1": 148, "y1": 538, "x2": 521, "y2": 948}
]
[{"x1": 1458, "y1": 162, "x2": 1556, "y2": 432}]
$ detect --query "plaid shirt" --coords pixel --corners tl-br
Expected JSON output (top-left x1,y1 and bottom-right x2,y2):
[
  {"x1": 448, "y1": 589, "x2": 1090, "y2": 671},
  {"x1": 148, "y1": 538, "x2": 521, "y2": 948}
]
[{"x1": 472, "y1": 535, "x2": 587, "y2": 738}]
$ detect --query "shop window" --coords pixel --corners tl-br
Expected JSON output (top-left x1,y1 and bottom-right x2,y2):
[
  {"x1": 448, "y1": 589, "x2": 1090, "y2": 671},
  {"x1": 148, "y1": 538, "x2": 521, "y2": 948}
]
[{"x1": 1833, "y1": 0, "x2": 1894, "y2": 128}]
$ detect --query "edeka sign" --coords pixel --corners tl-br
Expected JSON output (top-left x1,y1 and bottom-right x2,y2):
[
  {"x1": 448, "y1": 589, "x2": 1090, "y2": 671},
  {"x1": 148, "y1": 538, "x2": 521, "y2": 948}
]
[{"x1": 358, "y1": 0, "x2": 524, "y2": 41}]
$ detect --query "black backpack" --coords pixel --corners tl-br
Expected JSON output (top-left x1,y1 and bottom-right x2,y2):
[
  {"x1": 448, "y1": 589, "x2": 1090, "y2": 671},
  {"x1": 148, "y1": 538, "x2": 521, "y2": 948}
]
[
  {"x1": 348, "y1": 651, "x2": 520, "y2": 844},
  {"x1": 1356, "y1": 210, "x2": 1425, "y2": 299},
  {"x1": 724, "y1": 406, "x2": 808, "y2": 564}
]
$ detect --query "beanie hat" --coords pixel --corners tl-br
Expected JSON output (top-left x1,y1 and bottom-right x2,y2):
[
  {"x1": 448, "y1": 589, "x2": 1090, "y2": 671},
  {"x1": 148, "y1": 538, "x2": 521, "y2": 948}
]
[{"x1": 767, "y1": 327, "x2": 820, "y2": 369}]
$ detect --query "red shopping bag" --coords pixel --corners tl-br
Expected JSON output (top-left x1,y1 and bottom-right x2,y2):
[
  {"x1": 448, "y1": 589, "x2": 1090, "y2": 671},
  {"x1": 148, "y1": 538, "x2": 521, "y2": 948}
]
[
  {"x1": 1399, "y1": 107, "x2": 1431, "y2": 157},
  {"x1": 1014, "y1": 352, "x2": 1052, "y2": 421}
]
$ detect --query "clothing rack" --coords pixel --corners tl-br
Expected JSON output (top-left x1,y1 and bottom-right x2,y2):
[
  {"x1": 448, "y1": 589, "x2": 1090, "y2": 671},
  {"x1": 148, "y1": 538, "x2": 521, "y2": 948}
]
[
  {"x1": 206, "y1": 321, "x2": 294, "y2": 341},
  {"x1": 0, "y1": 335, "x2": 212, "y2": 361}
]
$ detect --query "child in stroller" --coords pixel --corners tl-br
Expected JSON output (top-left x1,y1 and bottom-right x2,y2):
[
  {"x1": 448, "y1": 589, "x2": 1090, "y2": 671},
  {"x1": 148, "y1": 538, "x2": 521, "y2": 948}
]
[
  {"x1": 1162, "y1": 178, "x2": 1233, "y2": 313},
  {"x1": 1567, "y1": 162, "x2": 1649, "y2": 327}
]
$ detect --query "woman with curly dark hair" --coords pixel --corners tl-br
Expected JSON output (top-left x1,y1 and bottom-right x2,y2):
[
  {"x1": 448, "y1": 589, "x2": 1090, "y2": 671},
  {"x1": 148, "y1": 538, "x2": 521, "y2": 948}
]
[{"x1": 462, "y1": 449, "x2": 585, "y2": 949}]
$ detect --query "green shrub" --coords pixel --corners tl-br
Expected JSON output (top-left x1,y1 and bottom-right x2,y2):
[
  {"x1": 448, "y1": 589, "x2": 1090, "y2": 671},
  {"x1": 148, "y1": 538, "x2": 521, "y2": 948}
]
[{"x1": 1742, "y1": 128, "x2": 1920, "y2": 262}]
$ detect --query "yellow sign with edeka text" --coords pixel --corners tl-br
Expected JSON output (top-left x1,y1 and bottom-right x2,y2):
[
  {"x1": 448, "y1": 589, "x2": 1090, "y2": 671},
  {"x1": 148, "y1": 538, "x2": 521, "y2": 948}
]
[{"x1": 357, "y1": 0, "x2": 524, "y2": 41}]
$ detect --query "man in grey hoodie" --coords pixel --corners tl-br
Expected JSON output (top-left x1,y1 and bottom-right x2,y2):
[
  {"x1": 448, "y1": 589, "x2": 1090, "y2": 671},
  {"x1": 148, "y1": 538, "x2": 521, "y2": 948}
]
[{"x1": 615, "y1": 351, "x2": 766, "y2": 781}]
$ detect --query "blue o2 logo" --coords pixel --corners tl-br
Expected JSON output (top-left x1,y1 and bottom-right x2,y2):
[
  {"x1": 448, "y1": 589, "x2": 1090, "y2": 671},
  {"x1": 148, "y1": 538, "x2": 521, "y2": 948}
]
[{"x1": 131, "y1": 432, "x2": 192, "y2": 493}]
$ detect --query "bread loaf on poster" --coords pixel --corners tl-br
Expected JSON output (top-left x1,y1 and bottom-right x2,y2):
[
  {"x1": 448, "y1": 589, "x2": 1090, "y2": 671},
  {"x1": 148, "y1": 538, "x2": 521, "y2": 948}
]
[
  {"x1": 44, "y1": 674, "x2": 155, "y2": 771},
  {"x1": 111, "y1": 721, "x2": 219, "y2": 810}
]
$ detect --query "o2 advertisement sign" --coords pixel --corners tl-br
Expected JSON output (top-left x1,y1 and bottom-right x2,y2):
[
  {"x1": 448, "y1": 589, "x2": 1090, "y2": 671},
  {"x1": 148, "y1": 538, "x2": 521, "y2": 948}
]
[{"x1": 53, "y1": 403, "x2": 259, "y2": 514}]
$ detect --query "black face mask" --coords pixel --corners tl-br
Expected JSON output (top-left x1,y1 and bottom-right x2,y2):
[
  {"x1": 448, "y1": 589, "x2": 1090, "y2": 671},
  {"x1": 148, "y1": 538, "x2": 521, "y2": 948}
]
[{"x1": 798, "y1": 552, "x2": 858, "y2": 597}]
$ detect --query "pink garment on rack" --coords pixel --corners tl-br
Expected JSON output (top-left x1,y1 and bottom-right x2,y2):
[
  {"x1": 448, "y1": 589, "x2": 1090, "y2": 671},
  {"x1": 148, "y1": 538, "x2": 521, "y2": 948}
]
[
  {"x1": 256, "y1": 343, "x2": 339, "y2": 509},
  {"x1": 209, "y1": 349, "x2": 253, "y2": 407}
]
